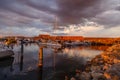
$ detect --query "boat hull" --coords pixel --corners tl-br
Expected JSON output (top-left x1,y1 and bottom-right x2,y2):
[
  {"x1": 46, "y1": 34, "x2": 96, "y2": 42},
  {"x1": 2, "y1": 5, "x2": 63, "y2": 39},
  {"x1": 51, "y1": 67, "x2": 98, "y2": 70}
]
[{"x1": 0, "y1": 50, "x2": 14, "y2": 59}]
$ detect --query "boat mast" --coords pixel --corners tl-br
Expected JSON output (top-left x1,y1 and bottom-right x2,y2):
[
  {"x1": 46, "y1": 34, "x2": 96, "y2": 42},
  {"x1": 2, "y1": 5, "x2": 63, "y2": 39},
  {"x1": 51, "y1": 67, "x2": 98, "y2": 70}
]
[{"x1": 53, "y1": 16, "x2": 58, "y2": 33}]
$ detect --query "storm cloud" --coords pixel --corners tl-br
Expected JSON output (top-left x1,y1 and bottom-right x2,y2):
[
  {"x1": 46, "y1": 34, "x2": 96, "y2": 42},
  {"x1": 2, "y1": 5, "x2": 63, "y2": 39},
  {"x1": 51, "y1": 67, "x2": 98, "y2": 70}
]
[
  {"x1": 55, "y1": 0, "x2": 104, "y2": 25},
  {"x1": 0, "y1": 0, "x2": 120, "y2": 36}
]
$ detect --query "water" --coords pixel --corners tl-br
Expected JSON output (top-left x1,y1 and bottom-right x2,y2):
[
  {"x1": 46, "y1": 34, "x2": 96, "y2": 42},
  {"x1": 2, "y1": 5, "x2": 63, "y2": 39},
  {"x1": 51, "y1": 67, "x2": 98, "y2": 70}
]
[{"x1": 0, "y1": 43, "x2": 108, "y2": 80}]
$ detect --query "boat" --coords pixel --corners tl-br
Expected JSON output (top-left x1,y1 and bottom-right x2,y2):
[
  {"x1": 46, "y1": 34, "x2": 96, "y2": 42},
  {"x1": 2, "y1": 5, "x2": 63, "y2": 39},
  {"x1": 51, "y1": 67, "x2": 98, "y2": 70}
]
[
  {"x1": 63, "y1": 41, "x2": 84, "y2": 47},
  {"x1": 0, "y1": 44, "x2": 14, "y2": 59},
  {"x1": 0, "y1": 50, "x2": 14, "y2": 59},
  {"x1": 39, "y1": 42, "x2": 62, "y2": 48}
]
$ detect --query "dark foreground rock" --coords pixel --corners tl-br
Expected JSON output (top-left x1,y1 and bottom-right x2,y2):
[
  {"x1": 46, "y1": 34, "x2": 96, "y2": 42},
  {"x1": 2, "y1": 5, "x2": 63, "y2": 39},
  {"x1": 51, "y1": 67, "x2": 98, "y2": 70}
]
[{"x1": 68, "y1": 44, "x2": 120, "y2": 80}]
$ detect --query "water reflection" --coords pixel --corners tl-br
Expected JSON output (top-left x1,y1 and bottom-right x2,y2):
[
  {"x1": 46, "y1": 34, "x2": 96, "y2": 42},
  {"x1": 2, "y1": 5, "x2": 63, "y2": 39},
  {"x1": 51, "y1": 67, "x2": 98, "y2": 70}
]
[
  {"x1": 0, "y1": 57, "x2": 14, "y2": 80},
  {"x1": 52, "y1": 47, "x2": 58, "y2": 72},
  {"x1": 20, "y1": 41, "x2": 24, "y2": 71},
  {"x1": 63, "y1": 48, "x2": 101, "y2": 61},
  {"x1": 0, "y1": 57, "x2": 14, "y2": 68},
  {"x1": 0, "y1": 43, "x2": 110, "y2": 80}
]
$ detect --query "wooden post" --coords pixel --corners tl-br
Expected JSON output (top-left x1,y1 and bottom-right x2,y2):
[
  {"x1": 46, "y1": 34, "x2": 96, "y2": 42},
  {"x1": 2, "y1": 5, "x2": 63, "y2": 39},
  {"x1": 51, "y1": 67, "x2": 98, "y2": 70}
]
[
  {"x1": 38, "y1": 47, "x2": 43, "y2": 67},
  {"x1": 38, "y1": 47, "x2": 43, "y2": 80}
]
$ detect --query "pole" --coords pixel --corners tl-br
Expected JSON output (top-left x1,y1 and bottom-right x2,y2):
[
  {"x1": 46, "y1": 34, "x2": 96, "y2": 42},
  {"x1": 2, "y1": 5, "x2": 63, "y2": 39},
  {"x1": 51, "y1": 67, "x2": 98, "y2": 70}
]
[
  {"x1": 38, "y1": 47, "x2": 43, "y2": 67},
  {"x1": 38, "y1": 47, "x2": 43, "y2": 80}
]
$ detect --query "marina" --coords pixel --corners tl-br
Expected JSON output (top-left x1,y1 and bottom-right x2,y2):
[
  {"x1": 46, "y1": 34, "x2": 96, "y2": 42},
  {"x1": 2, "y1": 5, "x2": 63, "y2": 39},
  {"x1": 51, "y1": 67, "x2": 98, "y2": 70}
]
[
  {"x1": 0, "y1": 0, "x2": 119, "y2": 79},
  {"x1": 0, "y1": 42, "x2": 107, "y2": 80}
]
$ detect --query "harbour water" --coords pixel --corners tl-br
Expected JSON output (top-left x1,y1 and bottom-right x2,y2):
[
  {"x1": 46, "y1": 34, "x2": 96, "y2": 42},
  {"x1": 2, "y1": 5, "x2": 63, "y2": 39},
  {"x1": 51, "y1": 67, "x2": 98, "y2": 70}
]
[{"x1": 0, "y1": 43, "x2": 109, "y2": 80}]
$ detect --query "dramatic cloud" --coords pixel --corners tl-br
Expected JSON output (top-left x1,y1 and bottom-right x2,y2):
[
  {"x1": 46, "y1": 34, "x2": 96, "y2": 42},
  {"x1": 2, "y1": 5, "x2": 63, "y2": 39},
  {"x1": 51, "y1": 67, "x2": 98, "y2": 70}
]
[
  {"x1": 94, "y1": 10, "x2": 120, "y2": 27},
  {"x1": 0, "y1": 0, "x2": 120, "y2": 36},
  {"x1": 55, "y1": 0, "x2": 103, "y2": 25}
]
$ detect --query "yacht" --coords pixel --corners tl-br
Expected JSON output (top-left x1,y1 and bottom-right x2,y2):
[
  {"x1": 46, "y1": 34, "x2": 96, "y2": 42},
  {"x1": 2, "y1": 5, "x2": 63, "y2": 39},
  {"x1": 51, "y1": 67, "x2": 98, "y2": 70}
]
[{"x1": 0, "y1": 43, "x2": 14, "y2": 59}]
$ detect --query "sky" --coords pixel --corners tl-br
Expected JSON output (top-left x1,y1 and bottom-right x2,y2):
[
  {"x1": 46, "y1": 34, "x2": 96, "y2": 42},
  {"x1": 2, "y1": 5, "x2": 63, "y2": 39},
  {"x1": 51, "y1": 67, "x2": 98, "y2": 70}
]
[{"x1": 0, "y1": 0, "x2": 120, "y2": 37}]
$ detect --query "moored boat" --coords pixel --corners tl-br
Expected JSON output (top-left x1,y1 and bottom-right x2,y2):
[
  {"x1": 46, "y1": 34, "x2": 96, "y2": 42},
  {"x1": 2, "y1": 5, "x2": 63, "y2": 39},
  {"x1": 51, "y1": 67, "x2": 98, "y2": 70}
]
[
  {"x1": 0, "y1": 50, "x2": 14, "y2": 59},
  {"x1": 0, "y1": 44, "x2": 14, "y2": 59}
]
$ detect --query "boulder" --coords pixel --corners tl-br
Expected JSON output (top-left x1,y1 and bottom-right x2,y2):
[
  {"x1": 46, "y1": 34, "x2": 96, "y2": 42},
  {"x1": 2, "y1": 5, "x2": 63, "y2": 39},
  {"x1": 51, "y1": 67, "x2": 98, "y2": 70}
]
[
  {"x1": 91, "y1": 72, "x2": 104, "y2": 80},
  {"x1": 70, "y1": 77, "x2": 76, "y2": 80},
  {"x1": 80, "y1": 72, "x2": 91, "y2": 80},
  {"x1": 72, "y1": 44, "x2": 120, "y2": 80},
  {"x1": 104, "y1": 63, "x2": 120, "y2": 79}
]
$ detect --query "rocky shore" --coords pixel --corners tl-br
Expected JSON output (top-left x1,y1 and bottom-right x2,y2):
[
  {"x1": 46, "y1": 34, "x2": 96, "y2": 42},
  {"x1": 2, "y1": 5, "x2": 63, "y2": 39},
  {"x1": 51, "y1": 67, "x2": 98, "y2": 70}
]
[{"x1": 68, "y1": 44, "x2": 120, "y2": 80}]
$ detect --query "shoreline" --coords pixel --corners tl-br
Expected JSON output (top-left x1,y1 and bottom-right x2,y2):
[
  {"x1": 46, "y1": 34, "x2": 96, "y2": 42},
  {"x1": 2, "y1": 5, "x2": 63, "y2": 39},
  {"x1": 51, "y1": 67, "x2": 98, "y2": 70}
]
[{"x1": 68, "y1": 44, "x2": 120, "y2": 80}]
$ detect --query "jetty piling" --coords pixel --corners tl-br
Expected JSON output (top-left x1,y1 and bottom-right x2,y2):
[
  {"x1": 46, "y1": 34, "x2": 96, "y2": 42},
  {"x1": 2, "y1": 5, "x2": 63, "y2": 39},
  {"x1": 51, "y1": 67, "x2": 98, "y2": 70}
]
[
  {"x1": 38, "y1": 47, "x2": 43, "y2": 80},
  {"x1": 38, "y1": 47, "x2": 43, "y2": 67}
]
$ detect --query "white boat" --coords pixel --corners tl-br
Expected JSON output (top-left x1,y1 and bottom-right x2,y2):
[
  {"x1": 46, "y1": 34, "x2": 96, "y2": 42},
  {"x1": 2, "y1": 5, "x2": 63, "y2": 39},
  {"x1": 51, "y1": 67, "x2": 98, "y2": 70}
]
[
  {"x1": 0, "y1": 44, "x2": 14, "y2": 59},
  {"x1": 64, "y1": 41, "x2": 84, "y2": 46},
  {"x1": 38, "y1": 42, "x2": 62, "y2": 48}
]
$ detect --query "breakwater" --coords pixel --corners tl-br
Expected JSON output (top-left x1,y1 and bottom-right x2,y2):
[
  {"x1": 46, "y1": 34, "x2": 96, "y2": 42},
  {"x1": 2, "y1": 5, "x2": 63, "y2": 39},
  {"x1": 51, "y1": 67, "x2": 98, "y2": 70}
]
[{"x1": 69, "y1": 44, "x2": 120, "y2": 80}]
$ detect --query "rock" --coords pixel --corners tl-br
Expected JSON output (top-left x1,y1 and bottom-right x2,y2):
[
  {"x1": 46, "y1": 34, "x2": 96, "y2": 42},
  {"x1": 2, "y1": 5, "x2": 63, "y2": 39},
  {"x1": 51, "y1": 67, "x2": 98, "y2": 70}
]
[
  {"x1": 112, "y1": 75, "x2": 119, "y2": 80},
  {"x1": 86, "y1": 44, "x2": 120, "y2": 79},
  {"x1": 65, "y1": 76, "x2": 69, "y2": 80},
  {"x1": 104, "y1": 72, "x2": 111, "y2": 80},
  {"x1": 70, "y1": 77, "x2": 76, "y2": 80},
  {"x1": 113, "y1": 59, "x2": 120, "y2": 64},
  {"x1": 105, "y1": 63, "x2": 120, "y2": 79},
  {"x1": 91, "y1": 72, "x2": 104, "y2": 80},
  {"x1": 75, "y1": 69, "x2": 81, "y2": 79},
  {"x1": 80, "y1": 72, "x2": 91, "y2": 80},
  {"x1": 72, "y1": 44, "x2": 120, "y2": 80},
  {"x1": 103, "y1": 64, "x2": 111, "y2": 71},
  {"x1": 91, "y1": 66, "x2": 103, "y2": 73}
]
